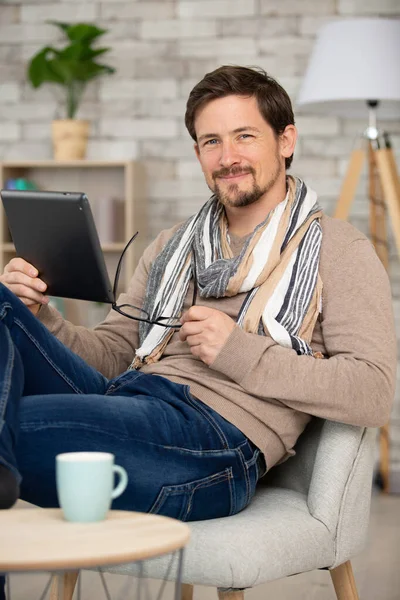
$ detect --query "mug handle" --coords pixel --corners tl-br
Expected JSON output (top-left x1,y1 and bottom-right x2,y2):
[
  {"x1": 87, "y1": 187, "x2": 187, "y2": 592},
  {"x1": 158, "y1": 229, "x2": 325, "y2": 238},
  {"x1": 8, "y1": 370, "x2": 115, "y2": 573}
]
[{"x1": 111, "y1": 465, "x2": 128, "y2": 499}]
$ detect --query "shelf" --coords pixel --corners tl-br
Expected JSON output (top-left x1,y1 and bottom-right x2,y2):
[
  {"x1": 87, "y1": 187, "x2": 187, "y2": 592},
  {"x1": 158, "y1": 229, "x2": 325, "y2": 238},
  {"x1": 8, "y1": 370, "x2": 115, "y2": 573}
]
[
  {"x1": 1, "y1": 243, "x2": 126, "y2": 252},
  {"x1": 0, "y1": 160, "x2": 131, "y2": 169}
]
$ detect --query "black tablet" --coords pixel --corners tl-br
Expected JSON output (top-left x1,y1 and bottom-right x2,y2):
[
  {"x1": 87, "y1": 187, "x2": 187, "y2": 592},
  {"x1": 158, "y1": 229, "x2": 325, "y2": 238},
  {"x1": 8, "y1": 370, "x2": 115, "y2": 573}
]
[{"x1": 1, "y1": 190, "x2": 115, "y2": 303}]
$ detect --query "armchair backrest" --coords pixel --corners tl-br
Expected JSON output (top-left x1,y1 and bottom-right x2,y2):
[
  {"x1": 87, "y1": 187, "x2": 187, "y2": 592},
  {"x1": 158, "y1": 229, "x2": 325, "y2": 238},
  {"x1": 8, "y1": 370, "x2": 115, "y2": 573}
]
[
  {"x1": 264, "y1": 418, "x2": 325, "y2": 495},
  {"x1": 263, "y1": 418, "x2": 376, "y2": 566}
]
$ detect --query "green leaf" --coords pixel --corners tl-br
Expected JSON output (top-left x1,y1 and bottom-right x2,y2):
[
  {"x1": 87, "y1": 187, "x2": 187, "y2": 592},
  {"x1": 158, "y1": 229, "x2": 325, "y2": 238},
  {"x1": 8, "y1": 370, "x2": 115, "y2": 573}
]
[
  {"x1": 47, "y1": 21, "x2": 108, "y2": 43},
  {"x1": 66, "y1": 24, "x2": 107, "y2": 43},
  {"x1": 72, "y1": 61, "x2": 115, "y2": 83},
  {"x1": 82, "y1": 47, "x2": 111, "y2": 60},
  {"x1": 27, "y1": 47, "x2": 65, "y2": 87},
  {"x1": 56, "y1": 43, "x2": 111, "y2": 63},
  {"x1": 46, "y1": 21, "x2": 70, "y2": 35},
  {"x1": 56, "y1": 42, "x2": 86, "y2": 62},
  {"x1": 46, "y1": 58, "x2": 75, "y2": 84}
]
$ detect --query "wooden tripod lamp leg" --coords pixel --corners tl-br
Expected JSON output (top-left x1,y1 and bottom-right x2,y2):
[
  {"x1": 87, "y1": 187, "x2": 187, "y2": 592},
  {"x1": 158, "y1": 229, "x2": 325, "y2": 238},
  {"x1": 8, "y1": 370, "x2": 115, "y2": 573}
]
[
  {"x1": 383, "y1": 133, "x2": 400, "y2": 205},
  {"x1": 375, "y1": 147, "x2": 400, "y2": 261},
  {"x1": 334, "y1": 149, "x2": 365, "y2": 220},
  {"x1": 374, "y1": 145, "x2": 400, "y2": 494},
  {"x1": 368, "y1": 143, "x2": 389, "y2": 268},
  {"x1": 379, "y1": 423, "x2": 391, "y2": 493},
  {"x1": 368, "y1": 143, "x2": 391, "y2": 493}
]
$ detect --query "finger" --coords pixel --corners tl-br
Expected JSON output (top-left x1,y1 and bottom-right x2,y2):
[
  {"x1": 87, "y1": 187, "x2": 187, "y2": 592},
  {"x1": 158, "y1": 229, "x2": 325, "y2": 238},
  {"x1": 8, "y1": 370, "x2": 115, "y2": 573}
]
[
  {"x1": 15, "y1": 286, "x2": 49, "y2": 305},
  {"x1": 4, "y1": 257, "x2": 39, "y2": 277},
  {"x1": 184, "y1": 333, "x2": 203, "y2": 348},
  {"x1": 181, "y1": 306, "x2": 215, "y2": 324},
  {"x1": 188, "y1": 343, "x2": 205, "y2": 361},
  {"x1": 18, "y1": 295, "x2": 43, "y2": 307},
  {"x1": 16, "y1": 297, "x2": 42, "y2": 316},
  {"x1": 3, "y1": 281, "x2": 49, "y2": 305},
  {"x1": 3, "y1": 270, "x2": 47, "y2": 293},
  {"x1": 179, "y1": 320, "x2": 204, "y2": 341}
]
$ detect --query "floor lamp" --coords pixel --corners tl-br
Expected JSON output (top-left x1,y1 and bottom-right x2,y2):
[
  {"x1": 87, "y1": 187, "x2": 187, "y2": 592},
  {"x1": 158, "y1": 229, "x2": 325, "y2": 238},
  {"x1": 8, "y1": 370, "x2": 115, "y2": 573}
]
[{"x1": 297, "y1": 18, "x2": 400, "y2": 493}]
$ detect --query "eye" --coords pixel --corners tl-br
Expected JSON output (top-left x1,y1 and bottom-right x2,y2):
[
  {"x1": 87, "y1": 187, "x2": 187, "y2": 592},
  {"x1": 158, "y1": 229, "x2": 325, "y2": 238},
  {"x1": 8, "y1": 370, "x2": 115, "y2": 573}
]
[
  {"x1": 239, "y1": 134, "x2": 253, "y2": 140},
  {"x1": 204, "y1": 138, "x2": 218, "y2": 146}
]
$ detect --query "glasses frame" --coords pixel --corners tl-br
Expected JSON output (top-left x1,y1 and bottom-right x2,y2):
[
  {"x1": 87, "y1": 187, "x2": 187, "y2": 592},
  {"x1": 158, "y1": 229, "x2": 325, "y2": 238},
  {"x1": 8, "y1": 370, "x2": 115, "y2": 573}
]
[{"x1": 111, "y1": 232, "x2": 198, "y2": 329}]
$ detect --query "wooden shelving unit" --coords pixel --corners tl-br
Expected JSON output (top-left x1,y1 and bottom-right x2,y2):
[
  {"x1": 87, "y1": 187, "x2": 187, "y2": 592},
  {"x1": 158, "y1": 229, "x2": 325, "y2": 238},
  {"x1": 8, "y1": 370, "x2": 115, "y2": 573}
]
[{"x1": 0, "y1": 160, "x2": 147, "y2": 325}]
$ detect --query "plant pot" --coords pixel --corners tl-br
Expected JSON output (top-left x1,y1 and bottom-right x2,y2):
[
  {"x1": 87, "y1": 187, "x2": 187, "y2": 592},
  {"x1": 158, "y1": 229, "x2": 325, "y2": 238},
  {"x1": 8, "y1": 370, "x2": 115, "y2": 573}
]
[{"x1": 51, "y1": 119, "x2": 89, "y2": 160}]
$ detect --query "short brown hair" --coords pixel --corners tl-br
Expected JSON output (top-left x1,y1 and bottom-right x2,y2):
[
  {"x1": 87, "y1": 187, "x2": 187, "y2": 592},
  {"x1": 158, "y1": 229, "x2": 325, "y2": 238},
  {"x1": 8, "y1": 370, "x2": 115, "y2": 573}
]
[{"x1": 185, "y1": 65, "x2": 295, "y2": 169}]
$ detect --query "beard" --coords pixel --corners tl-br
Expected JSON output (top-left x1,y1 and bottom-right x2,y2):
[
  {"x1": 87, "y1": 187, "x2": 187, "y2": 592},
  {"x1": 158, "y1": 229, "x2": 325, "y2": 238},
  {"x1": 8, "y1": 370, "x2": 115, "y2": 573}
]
[{"x1": 211, "y1": 161, "x2": 282, "y2": 208}]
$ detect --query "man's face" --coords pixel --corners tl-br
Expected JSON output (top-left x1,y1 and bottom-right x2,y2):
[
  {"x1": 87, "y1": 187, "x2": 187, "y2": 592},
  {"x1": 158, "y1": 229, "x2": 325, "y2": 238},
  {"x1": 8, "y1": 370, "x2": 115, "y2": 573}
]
[{"x1": 194, "y1": 95, "x2": 291, "y2": 209}]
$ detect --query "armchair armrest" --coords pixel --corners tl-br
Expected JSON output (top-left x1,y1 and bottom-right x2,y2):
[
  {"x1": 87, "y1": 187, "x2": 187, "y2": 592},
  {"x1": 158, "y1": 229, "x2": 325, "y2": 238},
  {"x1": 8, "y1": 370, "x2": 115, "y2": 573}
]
[{"x1": 307, "y1": 422, "x2": 376, "y2": 567}]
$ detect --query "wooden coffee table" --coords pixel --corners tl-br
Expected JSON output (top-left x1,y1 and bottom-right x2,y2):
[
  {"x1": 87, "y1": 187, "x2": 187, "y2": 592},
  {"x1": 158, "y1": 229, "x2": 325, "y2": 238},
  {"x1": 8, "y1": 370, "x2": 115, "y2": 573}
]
[{"x1": 0, "y1": 508, "x2": 191, "y2": 600}]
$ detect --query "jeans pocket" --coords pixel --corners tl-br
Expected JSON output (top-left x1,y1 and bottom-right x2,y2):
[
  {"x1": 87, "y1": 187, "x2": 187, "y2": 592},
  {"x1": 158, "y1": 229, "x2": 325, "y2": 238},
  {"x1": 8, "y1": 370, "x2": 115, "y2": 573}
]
[
  {"x1": 149, "y1": 467, "x2": 235, "y2": 522},
  {"x1": 182, "y1": 388, "x2": 230, "y2": 449}
]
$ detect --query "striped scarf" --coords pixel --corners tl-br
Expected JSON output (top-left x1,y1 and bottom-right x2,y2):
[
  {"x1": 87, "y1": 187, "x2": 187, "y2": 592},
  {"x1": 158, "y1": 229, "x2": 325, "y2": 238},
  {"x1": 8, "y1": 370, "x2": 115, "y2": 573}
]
[{"x1": 133, "y1": 176, "x2": 323, "y2": 368}]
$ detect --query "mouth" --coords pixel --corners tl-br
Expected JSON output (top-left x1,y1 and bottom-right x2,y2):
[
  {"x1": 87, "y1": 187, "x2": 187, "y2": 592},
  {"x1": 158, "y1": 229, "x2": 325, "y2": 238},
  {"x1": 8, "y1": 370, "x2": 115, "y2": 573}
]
[{"x1": 218, "y1": 172, "x2": 251, "y2": 182}]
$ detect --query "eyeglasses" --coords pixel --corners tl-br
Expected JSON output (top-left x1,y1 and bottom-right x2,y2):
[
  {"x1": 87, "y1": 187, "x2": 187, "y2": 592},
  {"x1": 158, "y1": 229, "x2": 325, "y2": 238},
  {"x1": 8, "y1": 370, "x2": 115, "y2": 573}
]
[{"x1": 112, "y1": 232, "x2": 197, "y2": 329}]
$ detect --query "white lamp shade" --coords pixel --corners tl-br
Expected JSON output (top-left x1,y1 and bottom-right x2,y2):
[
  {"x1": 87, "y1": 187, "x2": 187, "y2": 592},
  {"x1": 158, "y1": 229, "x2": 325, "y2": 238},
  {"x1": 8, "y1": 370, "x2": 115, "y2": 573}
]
[{"x1": 297, "y1": 18, "x2": 400, "y2": 119}]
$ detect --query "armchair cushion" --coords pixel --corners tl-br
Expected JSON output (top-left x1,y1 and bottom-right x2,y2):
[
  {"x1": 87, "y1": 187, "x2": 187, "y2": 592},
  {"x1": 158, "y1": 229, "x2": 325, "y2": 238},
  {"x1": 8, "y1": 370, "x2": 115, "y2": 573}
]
[{"x1": 104, "y1": 486, "x2": 334, "y2": 587}]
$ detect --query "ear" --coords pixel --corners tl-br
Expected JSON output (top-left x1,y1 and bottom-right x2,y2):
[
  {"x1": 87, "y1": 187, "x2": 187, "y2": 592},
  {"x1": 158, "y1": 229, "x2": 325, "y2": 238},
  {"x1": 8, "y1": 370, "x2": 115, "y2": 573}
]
[{"x1": 279, "y1": 125, "x2": 297, "y2": 161}]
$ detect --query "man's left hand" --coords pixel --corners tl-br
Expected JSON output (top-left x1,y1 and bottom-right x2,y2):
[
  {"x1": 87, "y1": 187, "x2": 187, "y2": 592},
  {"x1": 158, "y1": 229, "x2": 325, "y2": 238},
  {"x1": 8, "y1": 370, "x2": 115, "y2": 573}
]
[{"x1": 179, "y1": 306, "x2": 236, "y2": 366}]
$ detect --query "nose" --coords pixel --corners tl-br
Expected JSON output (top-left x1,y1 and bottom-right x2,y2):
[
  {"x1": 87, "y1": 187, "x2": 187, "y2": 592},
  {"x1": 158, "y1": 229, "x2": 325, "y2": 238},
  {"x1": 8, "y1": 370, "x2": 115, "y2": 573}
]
[{"x1": 219, "y1": 140, "x2": 240, "y2": 169}]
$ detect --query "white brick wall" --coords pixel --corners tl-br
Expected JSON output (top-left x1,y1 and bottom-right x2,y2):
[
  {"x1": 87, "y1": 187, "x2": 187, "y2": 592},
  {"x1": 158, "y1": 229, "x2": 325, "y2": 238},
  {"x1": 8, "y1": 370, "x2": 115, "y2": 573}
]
[
  {"x1": 0, "y1": 23, "x2": 60, "y2": 44},
  {"x1": 0, "y1": 82, "x2": 20, "y2": 103},
  {"x1": 20, "y1": 3, "x2": 98, "y2": 22},
  {"x1": 99, "y1": 118, "x2": 178, "y2": 138},
  {"x1": 0, "y1": 121, "x2": 20, "y2": 140},
  {"x1": 178, "y1": 0, "x2": 256, "y2": 19},
  {"x1": 178, "y1": 37, "x2": 258, "y2": 57},
  {"x1": 99, "y1": 79, "x2": 178, "y2": 101},
  {"x1": 140, "y1": 19, "x2": 217, "y2": 39},
  {"x1": 338, "y1": 0, "x2": 400, "y2": 14},
  {"x1": 259, "y1": 0, "x2": 336, "y2": 16},
  {"x1": 0, "y1": 0, "x2": 400, "y2": 477},
  {"x1": 100, "y1": 2, "x2": 176, "y2": 21}
]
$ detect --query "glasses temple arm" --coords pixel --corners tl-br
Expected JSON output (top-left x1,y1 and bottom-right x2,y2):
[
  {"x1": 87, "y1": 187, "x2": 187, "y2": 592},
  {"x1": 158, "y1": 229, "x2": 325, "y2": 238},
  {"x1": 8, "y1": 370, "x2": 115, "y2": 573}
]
[
  {"x1": 191, "y1": 250, "x2": 198, "y2": 306},
  {"x1": 113, "y1": 231, "x2": 139, "y2": 302}
]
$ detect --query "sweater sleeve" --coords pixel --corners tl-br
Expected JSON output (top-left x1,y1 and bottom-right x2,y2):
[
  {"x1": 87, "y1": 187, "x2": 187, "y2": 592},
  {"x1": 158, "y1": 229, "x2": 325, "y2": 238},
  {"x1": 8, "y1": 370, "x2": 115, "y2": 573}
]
[
  {"x1": 37, "y1": 261, "x2": 147, "y2": 379},
  {"x1": 37, "y1": 227, "x2": 177, "y2": 379},
  {"x1": 210, "y1": 238, "x2": 397, "y2": 428}
]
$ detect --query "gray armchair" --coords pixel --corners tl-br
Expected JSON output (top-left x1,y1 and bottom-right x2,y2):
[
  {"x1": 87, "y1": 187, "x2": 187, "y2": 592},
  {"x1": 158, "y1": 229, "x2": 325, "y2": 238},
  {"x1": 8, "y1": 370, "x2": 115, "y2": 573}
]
[
  {"x1": 50, "y1": 418, "x2": 374, "y2": 599},
  {"x1": 101, "y1": 418, "x2": 375, "y2": 600}
]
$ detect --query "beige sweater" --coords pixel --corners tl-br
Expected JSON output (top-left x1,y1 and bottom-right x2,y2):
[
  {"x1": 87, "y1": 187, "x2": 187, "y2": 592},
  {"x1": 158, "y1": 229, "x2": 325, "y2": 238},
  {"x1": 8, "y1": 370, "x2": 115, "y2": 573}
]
[{"x1": 39, "y1": 214, "x2": 397, "y2": 469}]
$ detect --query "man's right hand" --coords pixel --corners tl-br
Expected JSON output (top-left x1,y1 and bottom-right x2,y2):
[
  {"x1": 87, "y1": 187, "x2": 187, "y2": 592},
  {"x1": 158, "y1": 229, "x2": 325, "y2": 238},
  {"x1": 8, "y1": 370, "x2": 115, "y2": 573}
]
[{"x1": 0, "y1": 258, "x2": 49, "y2": 315}]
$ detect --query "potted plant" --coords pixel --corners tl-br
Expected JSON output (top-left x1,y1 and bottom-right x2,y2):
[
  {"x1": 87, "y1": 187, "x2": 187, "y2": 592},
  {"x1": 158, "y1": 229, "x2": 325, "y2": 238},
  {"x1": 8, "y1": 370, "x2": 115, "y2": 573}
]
[{"x1": 27, "y1": 21, "x2": 115, "y2": 160}]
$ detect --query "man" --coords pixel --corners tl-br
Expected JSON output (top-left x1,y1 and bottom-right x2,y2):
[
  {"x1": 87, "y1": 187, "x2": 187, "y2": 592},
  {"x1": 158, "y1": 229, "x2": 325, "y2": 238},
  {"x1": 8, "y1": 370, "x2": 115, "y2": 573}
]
[{"x1": 0, "y1": 66, "x2": 397, "y2": 523}]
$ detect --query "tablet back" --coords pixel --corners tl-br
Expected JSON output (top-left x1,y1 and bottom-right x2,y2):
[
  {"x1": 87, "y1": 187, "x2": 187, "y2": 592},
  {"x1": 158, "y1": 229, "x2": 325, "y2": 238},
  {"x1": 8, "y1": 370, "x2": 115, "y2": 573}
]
[{"x1": 1, "y1": 190, "x2": 115, "y2": 303}]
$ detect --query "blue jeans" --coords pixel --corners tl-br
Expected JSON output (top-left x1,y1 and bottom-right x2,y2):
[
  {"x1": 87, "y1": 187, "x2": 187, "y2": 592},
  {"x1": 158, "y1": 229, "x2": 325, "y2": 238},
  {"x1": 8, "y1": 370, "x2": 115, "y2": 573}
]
[{"x1": 0, "y1": 283, "x2": 262, "y2": 522}]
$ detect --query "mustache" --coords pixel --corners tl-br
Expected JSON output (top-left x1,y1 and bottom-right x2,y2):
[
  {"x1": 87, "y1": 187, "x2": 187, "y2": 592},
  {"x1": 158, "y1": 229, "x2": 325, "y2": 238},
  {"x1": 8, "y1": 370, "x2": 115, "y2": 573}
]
[{"x1": 212, "y1": 166, "x2": 255, "y2": 180}]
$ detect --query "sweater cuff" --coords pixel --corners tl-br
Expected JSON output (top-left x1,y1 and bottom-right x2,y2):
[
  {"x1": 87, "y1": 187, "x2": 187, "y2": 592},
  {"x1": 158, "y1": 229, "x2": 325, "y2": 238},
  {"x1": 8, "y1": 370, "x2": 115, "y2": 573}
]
[
  {"x1": 210, "y1": 325, "x2": 276, "y2": 384},
  {"x1": 37, "y1": 303, "x2": 61, "y2": 330}
]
